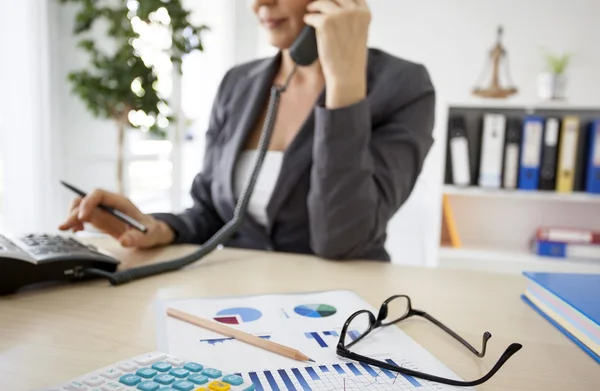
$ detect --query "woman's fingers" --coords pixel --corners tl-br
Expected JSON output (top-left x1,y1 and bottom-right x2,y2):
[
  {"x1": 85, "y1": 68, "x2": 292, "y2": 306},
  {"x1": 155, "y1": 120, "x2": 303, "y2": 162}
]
[
  {"x1": 58, "y1": 207, "x2": 82, "y2": 231},
  {"x1": 59, "y1": 197, "x2": 83, "y2": 231},
  {"x1": 118, "y1": 229, "x2": 149, "y2": 248},
  {"x1": 306, "y1": 0, "x2": 340, "y2": 14},
  {"x1": 335, "y1": 0, "x2": 359, "y2": 8},
  {"x1": 78, "y1": 189, "x2": 142, "y2": 222}
]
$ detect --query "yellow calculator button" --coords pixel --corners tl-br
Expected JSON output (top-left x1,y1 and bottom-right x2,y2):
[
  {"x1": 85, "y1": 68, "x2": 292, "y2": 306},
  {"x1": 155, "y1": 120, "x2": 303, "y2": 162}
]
[{"x1": 208, "y1": 381, "x2": 231, "y2": 391}]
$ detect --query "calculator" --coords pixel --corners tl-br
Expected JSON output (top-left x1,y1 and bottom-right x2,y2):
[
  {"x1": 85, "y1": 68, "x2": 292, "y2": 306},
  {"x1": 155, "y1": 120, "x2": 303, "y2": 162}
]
[{"x1": 37, "y1": 351, "x2": 256, "y2": 391}]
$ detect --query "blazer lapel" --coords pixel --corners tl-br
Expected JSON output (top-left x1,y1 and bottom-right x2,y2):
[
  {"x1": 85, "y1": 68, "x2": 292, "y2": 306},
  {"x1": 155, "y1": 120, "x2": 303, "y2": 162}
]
[{"x1": 220, "y1": 54, "x2": 281, "y2": 218}]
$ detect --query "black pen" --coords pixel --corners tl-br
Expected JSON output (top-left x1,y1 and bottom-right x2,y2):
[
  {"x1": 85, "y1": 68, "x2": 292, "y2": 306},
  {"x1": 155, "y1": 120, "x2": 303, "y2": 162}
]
[{"x1": 60, "y1": 180, "x2": 148, "y2": 233}]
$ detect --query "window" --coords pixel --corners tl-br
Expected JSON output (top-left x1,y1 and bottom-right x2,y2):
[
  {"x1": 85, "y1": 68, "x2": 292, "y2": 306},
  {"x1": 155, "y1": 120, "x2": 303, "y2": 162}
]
[{"x1": 126, "y1": 0, "x2": 235, "y2": 214}]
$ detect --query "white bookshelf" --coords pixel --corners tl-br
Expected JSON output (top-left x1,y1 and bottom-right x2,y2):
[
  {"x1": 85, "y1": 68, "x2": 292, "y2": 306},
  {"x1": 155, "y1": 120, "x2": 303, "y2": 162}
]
[
  {"x1": 443, "y1": 185, "x2": 600, "y2": 204},
  {"x1": 437, "y1": 102, "x2": 600, "y2": 274},
  {"x1": 447, "y1": 99, "x2": 600, "y2": 111}
]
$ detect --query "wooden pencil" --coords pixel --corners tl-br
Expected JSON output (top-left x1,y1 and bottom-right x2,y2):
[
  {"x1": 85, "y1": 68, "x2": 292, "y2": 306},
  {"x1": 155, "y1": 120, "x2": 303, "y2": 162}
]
[{"x1": 166, "y1": 307, "x2": 314, "y2": 363}]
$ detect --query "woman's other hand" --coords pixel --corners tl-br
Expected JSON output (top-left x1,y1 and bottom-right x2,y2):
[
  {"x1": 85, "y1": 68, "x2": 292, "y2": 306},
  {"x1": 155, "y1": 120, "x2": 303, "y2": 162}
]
[
  {"x1": 304, "y1": 0, "x2": 371, "y2": 109},
  {"x1": 58, "y1": 189, "x2": 175, "y2": 249}
]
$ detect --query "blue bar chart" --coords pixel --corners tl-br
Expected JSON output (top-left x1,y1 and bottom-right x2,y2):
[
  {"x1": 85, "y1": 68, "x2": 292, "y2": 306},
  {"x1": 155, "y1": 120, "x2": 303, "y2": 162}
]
[
  {"x1": 243, "y1": 359, "x2": 438, "y2": 390},
  {"x1": 303, "y1": 330, "x2": 360, "y2": 348}
]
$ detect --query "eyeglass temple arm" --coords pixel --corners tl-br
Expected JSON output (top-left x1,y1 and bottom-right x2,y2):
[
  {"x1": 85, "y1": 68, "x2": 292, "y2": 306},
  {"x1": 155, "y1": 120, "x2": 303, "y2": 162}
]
[
  {"x1": 417, "y1": 310, "x2": 491, "y2": 357},
  {"x1": 378, "y1": 341, "x2": 522, "y2": 387}
]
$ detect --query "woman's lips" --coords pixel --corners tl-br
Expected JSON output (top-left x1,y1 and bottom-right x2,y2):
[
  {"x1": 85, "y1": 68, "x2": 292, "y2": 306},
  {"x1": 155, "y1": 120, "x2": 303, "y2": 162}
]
[{"x1": 261, "y1": 18, "x2": 287, "y2": 29}]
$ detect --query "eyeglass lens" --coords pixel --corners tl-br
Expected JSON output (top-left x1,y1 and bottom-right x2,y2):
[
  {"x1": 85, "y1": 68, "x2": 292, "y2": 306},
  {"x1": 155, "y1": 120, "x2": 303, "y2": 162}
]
[{"x1": 380, "y1": 295, "x2": 411, "y2": 325}]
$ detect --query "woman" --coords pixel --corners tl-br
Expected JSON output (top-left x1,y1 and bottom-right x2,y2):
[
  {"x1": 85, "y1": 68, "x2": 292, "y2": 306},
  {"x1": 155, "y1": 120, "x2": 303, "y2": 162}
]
[{"x1": 59, "y1": 0, "x2": 435, "y2": 261}]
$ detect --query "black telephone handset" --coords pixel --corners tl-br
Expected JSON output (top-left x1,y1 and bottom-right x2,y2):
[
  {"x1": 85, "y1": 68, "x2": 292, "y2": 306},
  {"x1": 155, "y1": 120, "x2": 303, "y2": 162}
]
[
  {"x1": 289, "y1": 26, "x2": 319, "y2": 66},
  {"x1": 0, "y1": 25, "x2": 320, "y2": 295}
]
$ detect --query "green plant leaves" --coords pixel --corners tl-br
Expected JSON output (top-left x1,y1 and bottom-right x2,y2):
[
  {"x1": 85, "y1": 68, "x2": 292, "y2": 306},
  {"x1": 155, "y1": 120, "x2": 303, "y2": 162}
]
[
  {"x1": 543, "y1": 51, "x2": 571, "y2": 74},
  {"x1": 58, "y1": 0, "x2": 208, "y2": 138}
]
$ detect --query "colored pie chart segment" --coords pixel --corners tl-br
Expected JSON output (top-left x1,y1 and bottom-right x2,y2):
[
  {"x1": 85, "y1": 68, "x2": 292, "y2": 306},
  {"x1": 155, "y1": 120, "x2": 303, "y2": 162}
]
[
  {"x1": 294, "y1": 304, "x2": 337, "y2": 318},
  {"x1": 213, "y1": 307, "x2": 262, "y2": 325}
]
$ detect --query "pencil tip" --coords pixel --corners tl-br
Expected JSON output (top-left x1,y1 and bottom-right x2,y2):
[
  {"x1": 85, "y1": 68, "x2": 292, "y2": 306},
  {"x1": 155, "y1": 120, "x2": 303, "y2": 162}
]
[{"x1": 308, "y1": 358, "x2": 316, "y2": 363}]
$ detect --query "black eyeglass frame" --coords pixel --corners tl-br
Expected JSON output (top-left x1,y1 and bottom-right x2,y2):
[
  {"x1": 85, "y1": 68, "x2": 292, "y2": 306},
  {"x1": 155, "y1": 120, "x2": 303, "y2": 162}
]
[{"x1": 336, "y1": 295, "x2": 523, "y2": 387}]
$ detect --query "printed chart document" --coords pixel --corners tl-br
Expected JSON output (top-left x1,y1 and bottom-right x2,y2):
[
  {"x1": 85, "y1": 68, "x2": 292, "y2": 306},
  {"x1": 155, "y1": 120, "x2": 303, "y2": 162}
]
[{"x1": 155, "y1": 290, "x2": 472, "y2": 390}]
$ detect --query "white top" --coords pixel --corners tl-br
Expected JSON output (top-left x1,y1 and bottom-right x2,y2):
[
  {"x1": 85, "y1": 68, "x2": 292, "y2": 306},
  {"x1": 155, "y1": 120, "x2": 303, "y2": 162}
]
[{"x1": 233, "y1": 150, "x2": 284, "y2": 227}]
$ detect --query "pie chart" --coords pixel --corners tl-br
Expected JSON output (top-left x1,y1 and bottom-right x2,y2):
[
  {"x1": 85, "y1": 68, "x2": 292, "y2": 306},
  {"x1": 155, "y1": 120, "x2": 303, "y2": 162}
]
[
  {"x1": 213, "y1": 307, "x2": 262, "y2": 325},
  {"x1": 293, "y1": 304, "x2": 337, "y2": 318}
]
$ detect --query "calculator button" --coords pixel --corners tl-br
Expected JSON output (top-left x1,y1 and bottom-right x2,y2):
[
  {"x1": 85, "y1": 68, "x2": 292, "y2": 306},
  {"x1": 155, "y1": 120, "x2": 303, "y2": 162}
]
[
  {"x1": 166, "y1": 356, "x2": 186, "y2": 367},
  {"x1": 134, "y1": 352, "x2": 167, "y2": 366},
  {"x1": 172, "y1": 380, "x2": 195, "y2": 391},
  {"x1": 84, "y1": 375, "x2": 105, "y2": 386},
  {"x1": 119, "y1": 374, "x2": 142, "y2": 386},
  {"x1": 65, "y1": 381, "x2": 88, "y2": 391},
  {"x1": 137, "y1": 381, "x2": 160, "y2": 391},
  {"x1": 158, "y1": 388, "x2": 177, "y2": 391},
  {"x1": 207, "y1": 381, "x2": 230, "y2": 391},
  {"x1": 137, "y1": 368, "x2": 158, "y2": 379},
  {"x1": 221, "y1": 375, "x2": 243, "y2": 386},
  {"x1": 100, "y1": 367, "x2": 123, "y2": 379},
  {"x1": 101, "y1": 382, "x2": 124, "y2": 391},
  {"x1": 155, "y1": 374, "x2": 176, "y2": 385},
  {"x1": 183, "y1": 362, "x2": 203, "y2": 373},
  {"x1": 201, "y1": 369, "x2": 222, "y2": 379},
  {"x1": 152, "y1": 362, "x2": 173, "y2": 372},
  {"x1": 118, "y1": 361, "x2": 138, "y2": 372},
  {"x1": 188, "y1": 374, "x2": 208, "y2": 385},
  {"x1": 169, "y1": 368, "x2": 190, "y2": 378}
]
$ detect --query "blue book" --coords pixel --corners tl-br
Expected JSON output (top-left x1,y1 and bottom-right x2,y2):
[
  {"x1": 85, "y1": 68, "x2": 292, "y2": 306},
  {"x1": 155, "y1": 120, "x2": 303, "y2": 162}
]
[
  {"x1": 585, "y1": 119, "x2": 600, "y2": 194},
  {"x1": 522, "y1": 272, "x2": 600, "y2": 363},
  {"x1": 518, "y1": 116, "x2": 544, "y2": 190},
  {"x1": 532, "y1": 239, "x2": 600, "y2": 261}
]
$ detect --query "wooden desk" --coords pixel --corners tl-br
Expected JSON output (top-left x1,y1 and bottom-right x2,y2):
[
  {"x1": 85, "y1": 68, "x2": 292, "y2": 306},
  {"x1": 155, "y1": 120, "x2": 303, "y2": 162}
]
[{"x1": 1, "y1": 238, "x2": 598, "y2": 390}]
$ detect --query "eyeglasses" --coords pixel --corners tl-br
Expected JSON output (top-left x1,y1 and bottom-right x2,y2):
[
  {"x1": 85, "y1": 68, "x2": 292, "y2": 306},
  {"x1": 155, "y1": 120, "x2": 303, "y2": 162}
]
[{"x1": 336, "y1": 295, "x2": 522, "y2": 387}]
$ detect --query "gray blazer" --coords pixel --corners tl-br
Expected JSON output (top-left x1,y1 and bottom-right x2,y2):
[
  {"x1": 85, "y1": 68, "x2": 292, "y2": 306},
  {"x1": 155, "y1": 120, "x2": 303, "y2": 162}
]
[{"x1": 153, "y1": 48, "x2": 435, "y2": 261}]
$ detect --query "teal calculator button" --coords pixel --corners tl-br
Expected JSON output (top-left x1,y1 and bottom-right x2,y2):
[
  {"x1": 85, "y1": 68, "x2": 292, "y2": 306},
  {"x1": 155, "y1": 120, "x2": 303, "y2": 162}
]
[
  {"x1": 242, "y1": 385, "x2": 256, "y2": 391},
  {"x1": 152, "y1": 362, "x2": 173, "y2": 372},
  {"x1": 222, "y1": 374, "x2": 244, "y2": 386},
  {"x1": 154, "y1": 374, "x2": 175, "y2": 385},
  {"x1": 188, "y1": 374, "x2": 209, "y2": 384},
  {"x1": 201, "y1": 368, "x2": 222, "y2": 378},
  {"x1": 137, "y1": 368, "x2": 158, "y2": 378},
  {"x1": 158, "y1": 388, "x2": 176, "y2": 391},
  {"x1": 169, "y1": 368, "x2": 190, "y2": 378},
  {"x1": 137, "y1": 381, "x2": 160, "y2": 391},
  {"x1": 172, "y1": 380, "x2": 195, "y2": 391},
  {"x1": 120, "y1": 374, "x2": 142, "y2": 386},
  {"x1": 183, "y1": 362, "x2": 203, "y2": 372}
]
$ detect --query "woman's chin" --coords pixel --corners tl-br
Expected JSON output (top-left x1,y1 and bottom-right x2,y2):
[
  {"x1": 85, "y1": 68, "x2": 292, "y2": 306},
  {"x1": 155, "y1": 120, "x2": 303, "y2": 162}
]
[{"x1": 266, "y1": 35, "x2": 296, "y2": 51}]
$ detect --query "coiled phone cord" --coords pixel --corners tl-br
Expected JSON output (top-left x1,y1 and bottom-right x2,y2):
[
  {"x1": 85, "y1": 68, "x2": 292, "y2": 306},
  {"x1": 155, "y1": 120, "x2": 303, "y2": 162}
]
[{"x1": 85, "y1": 65, "x2": 298, "y2": 285}]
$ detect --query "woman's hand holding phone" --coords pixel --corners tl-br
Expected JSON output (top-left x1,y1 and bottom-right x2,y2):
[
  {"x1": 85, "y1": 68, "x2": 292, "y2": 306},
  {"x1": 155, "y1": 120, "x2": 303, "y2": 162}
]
[
  {"x1": 303, "y1": 0, "x2": 371, "y2": 109},
  {"x1": 58, "y1": 189, "x2": 175, "y2": 249}
]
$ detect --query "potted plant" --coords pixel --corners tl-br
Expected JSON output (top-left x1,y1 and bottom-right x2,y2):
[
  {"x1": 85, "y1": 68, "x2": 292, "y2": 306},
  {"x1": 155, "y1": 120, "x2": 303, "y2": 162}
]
[
  {"x1": 538, "y1": 51, "x2": 571, "y2": 101},
  {"x1": 59, "y1": 0, "x2": 208, "y2": 194}
]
